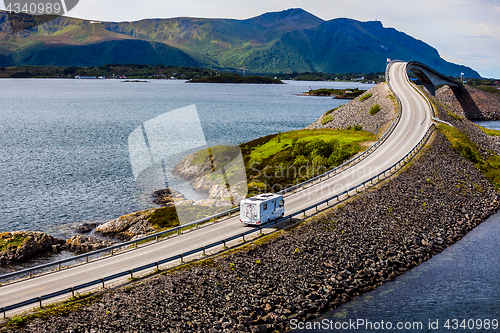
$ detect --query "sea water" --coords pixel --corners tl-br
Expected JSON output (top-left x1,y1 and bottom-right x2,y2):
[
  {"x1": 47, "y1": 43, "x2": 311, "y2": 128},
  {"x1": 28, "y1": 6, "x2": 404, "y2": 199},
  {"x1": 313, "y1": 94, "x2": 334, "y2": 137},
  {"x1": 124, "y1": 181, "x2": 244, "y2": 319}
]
[{"x1": 0, "y1": 79, "x2": 372, "y2": 238}]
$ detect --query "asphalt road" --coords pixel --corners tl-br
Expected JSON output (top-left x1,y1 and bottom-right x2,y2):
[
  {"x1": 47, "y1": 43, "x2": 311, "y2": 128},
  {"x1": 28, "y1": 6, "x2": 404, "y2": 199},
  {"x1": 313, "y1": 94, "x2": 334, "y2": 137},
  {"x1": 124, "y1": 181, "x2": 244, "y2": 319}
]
[{"x1": 0, "y1": 61, "x2": 433, "y2": 313}]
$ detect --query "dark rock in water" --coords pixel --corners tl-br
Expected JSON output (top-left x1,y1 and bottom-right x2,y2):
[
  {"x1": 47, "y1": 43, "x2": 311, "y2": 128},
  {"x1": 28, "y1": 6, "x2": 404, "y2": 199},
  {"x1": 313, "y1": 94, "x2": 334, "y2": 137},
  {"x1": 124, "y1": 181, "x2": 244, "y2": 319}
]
[
  {"x1": 0, "y1": 231, "x2": 66, "y2": 265},
  {"x1": 151, "y1": 188, "x2": 186, "y2": 206},
  {"x1": 62, "y1": 235, "x2": 115, "y2": 255},
  {"x1": 75, "y1": 222, "x2": 99, "y2": 234}
]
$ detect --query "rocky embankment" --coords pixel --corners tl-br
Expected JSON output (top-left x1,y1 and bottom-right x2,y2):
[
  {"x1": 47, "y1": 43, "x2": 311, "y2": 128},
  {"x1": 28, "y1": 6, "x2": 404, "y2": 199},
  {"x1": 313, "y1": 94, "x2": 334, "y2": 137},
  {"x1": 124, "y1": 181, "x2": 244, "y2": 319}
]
[
  {"x1": 435, "y1": 85, "x2": 500, "y2": 156},
  {"x1": 6, "y1": 102, "x2": 500, "y2": 332},
  {"x1": 436, "y1": 85, "x2": 500, "y2": 120},
  {"x1": 307, "y1": 82, "x2": 397, "y2": 134}
]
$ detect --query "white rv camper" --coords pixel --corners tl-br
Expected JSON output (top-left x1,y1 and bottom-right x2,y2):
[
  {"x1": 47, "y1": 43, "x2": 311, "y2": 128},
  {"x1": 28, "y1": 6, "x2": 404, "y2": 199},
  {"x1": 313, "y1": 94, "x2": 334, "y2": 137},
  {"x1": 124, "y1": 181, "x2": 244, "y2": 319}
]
[{"x1": 239, "y1": 193, "x2": 285, "y2": 225}]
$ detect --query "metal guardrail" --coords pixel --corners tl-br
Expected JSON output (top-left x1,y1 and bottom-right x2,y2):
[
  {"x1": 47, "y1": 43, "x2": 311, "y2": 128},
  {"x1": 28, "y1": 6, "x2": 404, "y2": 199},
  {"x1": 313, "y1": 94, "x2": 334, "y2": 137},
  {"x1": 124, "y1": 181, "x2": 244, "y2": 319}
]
[
  {"x1": 277, "y1": 62, "x2": 404, "y2": 196},
  {"x1": 0, "y1": 61, "x2": 437, "y2": 317},
  {"x1": 0, "y1": 65, "x2": 405, "y2": 286},
  {"x1": 0, "y1": 122, "x2": 437, "y2": 319}
]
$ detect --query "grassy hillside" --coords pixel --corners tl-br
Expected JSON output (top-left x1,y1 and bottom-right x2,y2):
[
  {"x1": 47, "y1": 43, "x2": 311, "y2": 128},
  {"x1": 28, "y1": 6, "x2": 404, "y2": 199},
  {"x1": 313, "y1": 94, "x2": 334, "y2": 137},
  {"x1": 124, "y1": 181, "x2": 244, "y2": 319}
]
[
  {"x1": 240, "y1": 128, "x2": 375, "y2": 195},
  {"x1": 0, "y1": 9, "x2": 481, "y2": 77}
]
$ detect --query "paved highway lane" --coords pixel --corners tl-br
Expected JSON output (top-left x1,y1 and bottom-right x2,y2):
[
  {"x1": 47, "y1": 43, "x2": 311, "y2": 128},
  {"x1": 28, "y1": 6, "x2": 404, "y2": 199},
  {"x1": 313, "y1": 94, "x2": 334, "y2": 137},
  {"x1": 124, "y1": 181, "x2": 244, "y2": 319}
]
[{"x1": 0, "y1": 61, "x2": 434, "y2": 312}]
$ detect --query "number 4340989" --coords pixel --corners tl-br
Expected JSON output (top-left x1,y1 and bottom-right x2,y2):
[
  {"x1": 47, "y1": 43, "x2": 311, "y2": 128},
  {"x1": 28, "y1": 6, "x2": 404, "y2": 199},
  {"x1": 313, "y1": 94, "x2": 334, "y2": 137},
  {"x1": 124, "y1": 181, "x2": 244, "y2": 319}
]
[
  {"x1": 443, "y1": 318, "x2": 498, "y2": 330},
  {"x1": 6, "y1": 2, "x2": 62, "y2": 15}
]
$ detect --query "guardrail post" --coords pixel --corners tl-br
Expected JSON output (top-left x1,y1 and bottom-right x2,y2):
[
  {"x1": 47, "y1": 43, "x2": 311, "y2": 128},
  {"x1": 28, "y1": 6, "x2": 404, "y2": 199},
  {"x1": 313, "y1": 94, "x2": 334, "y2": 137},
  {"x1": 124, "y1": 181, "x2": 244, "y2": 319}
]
[
  {"x1": 2, "y1": 308, "x2": 5, "y2": 319},
  {"x1": 242, "y1": 233, "x2": 245, "y2": 242},
  {"x1": 102, "y1": 278, "x2": 105, "y2": 288},
  {"x1": 202, "y1": 247, "x2": 206, "y2": 256},
  {"x1": 86, "y1": 256, "x2": 89, "y2": 263},
  {"x1": 58, "y1": 263, "x2": 61, "y2": 271},
  {"x1": 223, "y1": 240, "x2": 226, "y2": 248},
  {"x1": 178, "y1": 229, "x2": 181, "y2": 235},
  {"x1": 315, "y1": 204, "x2": 318, "y2": 212},
  {"x1": 39, "y1": 297, "x2": 42, "y2": 309},
  {"x1": 111, "y1": 248, "x2": 114, "y2": 256},
  {"x1": 326, "y1": 199, "x2": 329, "y2": 206},
  {"x1": 156, "y1": 235, "x2": 159, "y2": 242},
  {"x1": 156, "y1": 262, "x2": 159, "y2": 270},
  {"x1": 130, "y1": 270, "x2": 133, "y2": 279},
  {"x1": 259, "y1": 226, "x2": 262, "y2": 234},
  {"x1": 180, "y1": 254, "x2": 184, "y2": 264},
  {"x1": 72, "y1": 287, "x2": 75, "y2": 298},
  {"x1": 303, "y1": 209, "x2": 306, "y2": 217},
  {"x1": 29, "y1": 271, "x2": 32, "y2": 278}
]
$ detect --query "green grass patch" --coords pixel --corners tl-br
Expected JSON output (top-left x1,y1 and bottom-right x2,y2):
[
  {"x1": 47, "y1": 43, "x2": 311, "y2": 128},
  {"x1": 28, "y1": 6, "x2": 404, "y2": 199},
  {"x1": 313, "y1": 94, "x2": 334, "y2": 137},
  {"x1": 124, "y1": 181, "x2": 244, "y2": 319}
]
[
  {"x1": 477, "y1": 85, "x2": 500, "y2": 95},
  {"x1": 448, "y1": 112, "x2": 464, "y2": 121},
  {"x1": 146, "y1": 206, "x2": 180, "y2": 229},
  {"x1": 245, "y1": 129, "x2": 373, "y2": 163},
  {"x1": 0, "y1": 232, "x2": 27, "y2": 252},
  {"x1": 439, "y1": 124, "x2": 500, "y2": 189},
  {"x1": 321, "y1": 115, "x2": 333, "y2": 125},
  {"x1": 242, "y1": 128, "x2": 375, "y2": 195},
  {"x1": 369, "y1": 103, "x2": 381, "y2": 116},
  {"x1": 191, "y1": 145, "x2": 240, "y2": 166},
  {"x1": 359, "y1": 92, "x2": 373, "y2": 102},
  {"x1": 4, "y1": 293, "x2": 102, "y2": 329}
]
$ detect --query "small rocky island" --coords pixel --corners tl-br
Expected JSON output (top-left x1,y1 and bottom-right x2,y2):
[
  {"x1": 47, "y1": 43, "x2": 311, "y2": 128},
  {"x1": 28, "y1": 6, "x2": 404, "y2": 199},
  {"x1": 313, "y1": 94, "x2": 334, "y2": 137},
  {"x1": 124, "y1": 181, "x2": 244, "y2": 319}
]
[
  {"x1": 188, "y1": 75, "x2": 283, "y2": 84},
  {"x1": 303, "y1": 87, "x2": 366, "y2": 99}
]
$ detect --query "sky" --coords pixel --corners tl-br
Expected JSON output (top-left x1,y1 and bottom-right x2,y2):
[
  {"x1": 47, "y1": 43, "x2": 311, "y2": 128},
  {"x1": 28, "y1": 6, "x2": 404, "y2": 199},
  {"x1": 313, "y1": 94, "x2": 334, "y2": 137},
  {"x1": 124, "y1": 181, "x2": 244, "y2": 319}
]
[{"x1": 3, "y1": 0, "x2": 499, "y2": 78}]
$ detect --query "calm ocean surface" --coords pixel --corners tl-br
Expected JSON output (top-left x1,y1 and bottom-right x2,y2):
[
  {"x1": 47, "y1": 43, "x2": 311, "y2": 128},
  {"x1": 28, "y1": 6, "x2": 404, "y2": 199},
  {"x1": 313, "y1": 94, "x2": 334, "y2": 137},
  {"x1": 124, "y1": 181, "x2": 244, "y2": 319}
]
[
  {"x1": 291, "y1": 121, "x2": 500, "y2": 332},
  {"x1": 0, "y1": 79, "x2": 372, "y2": 238}
]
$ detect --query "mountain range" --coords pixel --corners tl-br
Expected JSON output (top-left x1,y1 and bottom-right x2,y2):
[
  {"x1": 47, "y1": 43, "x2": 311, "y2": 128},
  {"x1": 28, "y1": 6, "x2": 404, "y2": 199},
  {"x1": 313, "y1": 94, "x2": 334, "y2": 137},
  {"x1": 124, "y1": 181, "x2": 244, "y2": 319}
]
[{"x1": 0, "y1": 8, "x2": 480, "y2": 77}]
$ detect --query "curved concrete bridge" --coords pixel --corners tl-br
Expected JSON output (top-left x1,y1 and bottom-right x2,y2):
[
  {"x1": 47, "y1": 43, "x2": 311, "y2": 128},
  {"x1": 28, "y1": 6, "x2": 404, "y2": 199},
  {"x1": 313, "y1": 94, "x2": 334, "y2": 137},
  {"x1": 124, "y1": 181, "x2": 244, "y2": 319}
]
[
  {"x1": 0, "y1": 60, "x2": 454, "y2": 317},
  {"x1": 406, "y1": 61, "x2": 461, "y2": 96}
]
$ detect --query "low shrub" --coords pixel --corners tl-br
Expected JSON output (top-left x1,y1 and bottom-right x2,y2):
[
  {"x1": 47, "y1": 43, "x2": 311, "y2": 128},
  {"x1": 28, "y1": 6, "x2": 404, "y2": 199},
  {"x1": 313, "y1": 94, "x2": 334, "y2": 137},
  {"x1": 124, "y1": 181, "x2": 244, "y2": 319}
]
[
  {"x1": 359, "y1": 92, "x2": 373, "y2": 102},
  {"x1": 369, "y1": 103, "x2": 381, "y2": 115},
  {"x1": 321, "y1": 115, "x2": 333, "y2": 125}
]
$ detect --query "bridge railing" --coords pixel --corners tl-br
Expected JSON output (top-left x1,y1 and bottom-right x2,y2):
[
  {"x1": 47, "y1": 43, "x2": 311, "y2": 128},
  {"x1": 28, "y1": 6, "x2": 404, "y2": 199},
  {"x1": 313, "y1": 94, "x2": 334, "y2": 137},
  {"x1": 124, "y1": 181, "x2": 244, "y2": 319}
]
[
  {"x1": 0, "y1": 68, "x2": 405, "y2": 286},
  {"x1": 1, "y1": 61, "x2": 438, "y2": 316},
  {"x1": 1, "y1": 122, "x2": 437, "y2": 319}
]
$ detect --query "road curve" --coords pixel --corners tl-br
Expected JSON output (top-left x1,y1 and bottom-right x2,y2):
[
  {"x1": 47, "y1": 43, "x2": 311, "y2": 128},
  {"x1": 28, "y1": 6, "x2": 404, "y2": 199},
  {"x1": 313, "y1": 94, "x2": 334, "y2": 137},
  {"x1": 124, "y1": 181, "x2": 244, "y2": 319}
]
[{"x1": 0, "y1": 61, "x2": 434, "y2": 312}]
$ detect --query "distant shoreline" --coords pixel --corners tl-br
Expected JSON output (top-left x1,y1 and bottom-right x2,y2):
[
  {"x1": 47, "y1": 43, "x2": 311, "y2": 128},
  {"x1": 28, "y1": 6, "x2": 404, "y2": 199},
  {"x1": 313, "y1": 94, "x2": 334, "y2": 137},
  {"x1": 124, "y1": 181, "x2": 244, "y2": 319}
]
[{"x1": 188, "y1": 75, "x2": 284, "y2": 84}]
